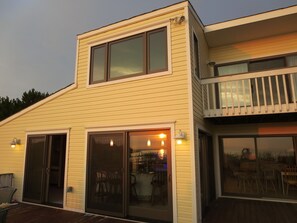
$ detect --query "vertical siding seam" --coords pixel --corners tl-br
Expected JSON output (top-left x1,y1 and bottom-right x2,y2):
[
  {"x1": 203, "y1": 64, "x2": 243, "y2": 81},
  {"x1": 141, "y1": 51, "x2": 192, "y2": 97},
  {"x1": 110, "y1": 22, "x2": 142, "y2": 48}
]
[{"x1": 185, "y1": 7, "x2": 198, "y2": 223}]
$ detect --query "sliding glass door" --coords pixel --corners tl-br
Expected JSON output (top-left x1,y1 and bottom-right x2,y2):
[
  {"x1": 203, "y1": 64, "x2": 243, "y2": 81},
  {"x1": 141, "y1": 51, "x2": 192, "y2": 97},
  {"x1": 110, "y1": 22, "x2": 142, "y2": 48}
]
[
  {"x1": 86, "y1": 129, "x2": 172, "y2": 222},
  {"x1": 220, "y1": 136, "x2": 297, "y2": 199},
  {"x1": 128, "y1": 130, "x2": 172, "y2": 222},
  {"x1": 86, "y1": 132, "x2": 125, "y2": 216},
  {"x1": 23, "y1": 134, "x2": 66, "y2": 207}
]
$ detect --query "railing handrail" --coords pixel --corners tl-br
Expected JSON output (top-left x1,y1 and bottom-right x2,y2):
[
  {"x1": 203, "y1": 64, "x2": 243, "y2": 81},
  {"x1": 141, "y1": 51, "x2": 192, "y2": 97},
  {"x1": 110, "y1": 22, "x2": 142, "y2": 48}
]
[{"x1": 201, "y1": 66, "x2": 297, "y2": 85}]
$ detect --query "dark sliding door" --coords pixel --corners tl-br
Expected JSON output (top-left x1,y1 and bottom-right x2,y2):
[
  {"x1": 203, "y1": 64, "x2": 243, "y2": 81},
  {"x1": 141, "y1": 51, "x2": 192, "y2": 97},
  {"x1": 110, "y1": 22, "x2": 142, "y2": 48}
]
[
  {"x1": 128, "y1": 130, "x2": 172, "y2": 222},
  {"x1": 199, "y1": 131, "x2": 216, "y2": 217},
  {"x1": 86, "y1": 132, "x2": 125, "y2": 217},
  {"x1": 86, "y1": 129, "x2": 173, "y2": 222},
  {"x1": 23, "y1": 134, "x2": 66, "y2": 207},
  {"x1": 23, "y1": 136, "x2": 47, "y2": 203}
]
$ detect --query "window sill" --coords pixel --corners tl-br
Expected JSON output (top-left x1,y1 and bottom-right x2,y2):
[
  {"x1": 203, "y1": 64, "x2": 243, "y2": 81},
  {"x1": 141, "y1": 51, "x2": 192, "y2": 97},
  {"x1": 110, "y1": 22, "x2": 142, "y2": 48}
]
[{"x1": 87, "y1": 70, "x2": 172, "y2": 89}]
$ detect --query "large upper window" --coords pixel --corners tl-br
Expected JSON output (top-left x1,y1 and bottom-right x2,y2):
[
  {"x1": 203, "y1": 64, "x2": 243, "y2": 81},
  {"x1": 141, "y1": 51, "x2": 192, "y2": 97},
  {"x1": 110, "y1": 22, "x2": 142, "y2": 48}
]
[{"x1": 90, "y1": 27, "x2": 168, "y2": 84}]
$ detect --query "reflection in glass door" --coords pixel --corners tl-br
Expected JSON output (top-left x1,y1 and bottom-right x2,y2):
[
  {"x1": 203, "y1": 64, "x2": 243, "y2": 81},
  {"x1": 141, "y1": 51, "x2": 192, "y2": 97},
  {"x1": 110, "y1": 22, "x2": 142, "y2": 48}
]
[
  {"x1": 86, "y1": 129, "x2": 172, "y2": 222},
  {"x1": 220, "y1": 136, "x2": 297, "y2": 199},
  {"x1": 128, "y1": 130, "x2": 172, "y2": 222},
  {"x1": 221, "y1": 137, "x2": 257, "y2": 196},
  {"x1": 86, "y1": 132, "x2": 124, "y2": 217}
]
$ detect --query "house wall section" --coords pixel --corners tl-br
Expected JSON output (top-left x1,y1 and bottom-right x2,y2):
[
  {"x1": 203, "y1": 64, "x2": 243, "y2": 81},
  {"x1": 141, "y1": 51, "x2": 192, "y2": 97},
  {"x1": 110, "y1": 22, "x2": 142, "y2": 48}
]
[
  {"x1": 209, "y1": 31, "x2": 297, "y2": 64},
  {"x1": 0, "y1": 6, "x2": 195, "y2": 222},
  {"x1": 187, "y1": 9, "x2": 215, "y2": 223}
]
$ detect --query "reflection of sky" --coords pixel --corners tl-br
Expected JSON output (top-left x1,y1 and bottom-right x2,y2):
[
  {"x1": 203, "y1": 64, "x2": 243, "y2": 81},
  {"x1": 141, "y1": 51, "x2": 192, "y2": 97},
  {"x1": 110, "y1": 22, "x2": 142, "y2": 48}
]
[
  {"x1": 110, "y1": 36, "x2": 143, "y2": 78},
  {"x1": 149, "y1": 30, "x2": 166, "y2": 72},
  {"x1": 223, "y1": 138, "x2": 255, "y2": 155},
  {"x1": 257, "y1": 137, "x2": 294, "y2": 155},
  {"x1": 92, "y1": 46, "x2": 105, "y2": 81},
  {"x1": 223, "y1": 137, "x2": 294, "y2": 156}
]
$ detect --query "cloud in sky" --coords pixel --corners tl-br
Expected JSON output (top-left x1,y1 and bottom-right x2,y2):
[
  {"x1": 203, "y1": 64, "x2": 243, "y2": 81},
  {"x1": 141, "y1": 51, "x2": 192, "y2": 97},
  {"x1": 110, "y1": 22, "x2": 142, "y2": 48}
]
[{"x1": 0, "y1": 0, "x2": 296, "y2": 98}]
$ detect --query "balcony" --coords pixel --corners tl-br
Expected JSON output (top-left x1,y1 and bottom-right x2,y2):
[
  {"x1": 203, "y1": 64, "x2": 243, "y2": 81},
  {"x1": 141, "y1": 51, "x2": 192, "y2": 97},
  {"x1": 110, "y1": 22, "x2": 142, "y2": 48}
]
[{"x1": 201, "y1": 67, "x2": 297, "y2": 118}]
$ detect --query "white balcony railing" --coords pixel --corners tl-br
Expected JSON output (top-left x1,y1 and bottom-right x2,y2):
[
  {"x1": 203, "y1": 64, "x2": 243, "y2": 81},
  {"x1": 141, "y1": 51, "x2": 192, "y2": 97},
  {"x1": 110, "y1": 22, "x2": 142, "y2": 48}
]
[{"x1": 201, "y1": 67, "x2": 297, "y2": 117}]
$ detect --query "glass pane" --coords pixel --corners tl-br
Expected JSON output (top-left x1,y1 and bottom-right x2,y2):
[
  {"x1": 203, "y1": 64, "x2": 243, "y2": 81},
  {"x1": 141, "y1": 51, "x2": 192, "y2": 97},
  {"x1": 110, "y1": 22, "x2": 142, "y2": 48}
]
[
  {"x1": 86, "y1": 133, "x2": 124, "y2": 215},
  {"x1": 286, "y1": 55, "x2": 297, "y2": 102},
  {"x1": 23, "y1": 136, "x2": 47, "y2": 203},
  {"x1": 148, "y1": 29, "x2": 167, "y2": 73},
  {"x1": 91, "y1": 45, "x2": 105, "y2": 83},
  {"x1": 249, "y1": 57, "x2": 285, "y2": 72},
  {"x1": 221, "y1": 138, "x2": 258, "y2": 195},
  {"x1": 217, "y1": 63, "x2": 248, "y2": 76},
  {"x1": 257, "y1": 137, "x2": 296, "y2": 198},
  {"x1": 129, "y1": 130, "x2": 169, "y2": 210},
  {"x1": 110, "y1": 36, "x2": 143, "y2": 78}
]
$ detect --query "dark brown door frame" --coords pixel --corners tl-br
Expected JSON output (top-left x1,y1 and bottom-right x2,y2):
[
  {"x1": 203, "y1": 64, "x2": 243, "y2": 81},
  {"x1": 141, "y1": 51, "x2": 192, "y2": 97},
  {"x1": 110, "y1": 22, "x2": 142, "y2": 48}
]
[
  {"x1": 23, "y1": 134, "x2": 67, "y2": 207},
  {"x1": 85, "y1": 129, "x2": 173, "y2": 222}
]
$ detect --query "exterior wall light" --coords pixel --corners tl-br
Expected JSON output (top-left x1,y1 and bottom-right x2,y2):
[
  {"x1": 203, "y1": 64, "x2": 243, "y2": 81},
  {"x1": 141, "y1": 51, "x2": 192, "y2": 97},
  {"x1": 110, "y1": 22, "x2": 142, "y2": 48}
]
[
  {"x1": 170, "y1": 15, "x2": 185, "y2": 25},
  {"x1": 174, "y1": 130, "x2": 186, "y2": 144},
  {"x1": 10, "y1": 138, "x2": 21, "y2": 148}
]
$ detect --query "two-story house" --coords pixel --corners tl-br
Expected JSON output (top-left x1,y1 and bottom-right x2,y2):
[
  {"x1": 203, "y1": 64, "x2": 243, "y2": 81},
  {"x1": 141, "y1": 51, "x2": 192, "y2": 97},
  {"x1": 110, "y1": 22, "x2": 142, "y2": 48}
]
[{"x1": 0, "y1": 1, "x2": 296, "y2": 223}]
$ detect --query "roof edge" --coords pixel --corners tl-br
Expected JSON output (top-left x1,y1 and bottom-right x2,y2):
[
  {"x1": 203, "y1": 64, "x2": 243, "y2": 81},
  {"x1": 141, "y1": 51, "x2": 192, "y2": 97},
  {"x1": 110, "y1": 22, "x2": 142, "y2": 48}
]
[
  {"x1": 205, "y1": 4, "x2": 297, "y2": 33},
  {"x1": 77, "y1": 1, "x2": 188, "y2": 40},
  {"x1": 0, "y1": 83, "x2": 76, "y2": 127}
]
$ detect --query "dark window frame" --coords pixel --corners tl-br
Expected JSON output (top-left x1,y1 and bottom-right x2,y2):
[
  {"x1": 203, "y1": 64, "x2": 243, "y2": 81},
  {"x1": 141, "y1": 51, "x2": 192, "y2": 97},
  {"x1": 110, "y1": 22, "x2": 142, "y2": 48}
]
[
  {"x1": 147, "y1": 28, "x2": 168, "y2": 74},
  {"x1": 89, "y1": 27, "x2": 168, "y2": 85},
  {"x1": 193, "y1": 33, "x2": 200, "y2": 79}
]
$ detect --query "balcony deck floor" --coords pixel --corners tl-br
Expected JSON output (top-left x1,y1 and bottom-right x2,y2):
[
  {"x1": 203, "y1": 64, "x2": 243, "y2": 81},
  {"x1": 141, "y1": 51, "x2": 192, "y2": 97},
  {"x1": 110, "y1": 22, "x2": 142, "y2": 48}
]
[
  {"x1": 203, "y1": 198, "x2": 297, "y2": 223},
  {"x1": 6, "y1": 203, "x2": 141, "y2": 223}
]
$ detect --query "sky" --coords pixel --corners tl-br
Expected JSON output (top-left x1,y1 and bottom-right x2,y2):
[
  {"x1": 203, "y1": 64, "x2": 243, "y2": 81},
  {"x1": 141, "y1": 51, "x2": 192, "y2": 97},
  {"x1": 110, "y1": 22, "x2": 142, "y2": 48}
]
[{"x1": 1, "y1": 0, "x2": 297, "y2": 99}]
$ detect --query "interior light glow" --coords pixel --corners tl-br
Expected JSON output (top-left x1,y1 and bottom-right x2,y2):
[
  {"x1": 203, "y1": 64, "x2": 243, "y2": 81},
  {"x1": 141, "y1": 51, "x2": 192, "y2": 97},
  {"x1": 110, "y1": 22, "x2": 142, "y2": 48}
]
[{"x1": 110, "y1": 139, "x2": 114, "y2": 147}]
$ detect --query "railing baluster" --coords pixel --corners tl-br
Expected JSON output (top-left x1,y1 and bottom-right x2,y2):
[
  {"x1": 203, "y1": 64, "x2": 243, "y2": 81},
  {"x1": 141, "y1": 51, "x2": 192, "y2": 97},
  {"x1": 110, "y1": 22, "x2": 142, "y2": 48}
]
[
  {"x1": 249, "y1": 79, "x2": 253, "y2": 113},
  {"x1": 242, "y1": 80, "x2": 247, "y2": 113},
  {"x1": 282, "y1": 74, "x2": 289, "y2": 111},
  {"x1": 276, "y1": 75, "x2": 281, "y2": 112},
  {"x1": 224, "y1": 82, "x2": 228, "y2": 115},
  {"x1": 255, "y1": 78, "x2": 260, "y2": 113},
  {"x1": 262, "y1": 77, "x2": 267, "y2": 112},
  {"x1": 206, "y1": 84, "x2": 210, "y2": 112},
  {"x1": 202, "y1": 84, "x2": 206, "y2": 112},
  {"x1": 290, "y1": 73, "x2": 297, "y2": 110},
  {"x1": 230, "y1": 82, "x2": 234, "y2": 114},
  {"x1": 236, "y1": 81, "x2": 240, "y2": 114},
  {"x1": 268, "y1": 76, "x2": 274, "y2": 112},
  {"x1": 212, "y1": 84, "x2": 216, "y2": 114}
]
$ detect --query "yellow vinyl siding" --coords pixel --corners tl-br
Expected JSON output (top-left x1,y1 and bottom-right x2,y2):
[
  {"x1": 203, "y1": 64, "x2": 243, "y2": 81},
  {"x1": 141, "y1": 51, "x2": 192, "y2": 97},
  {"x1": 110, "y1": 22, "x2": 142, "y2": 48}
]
[
  {"x1": 0, "y1": 4, "x2": 194, "y2": 222},
  {"x1": 210, "y1": 31, "x2": 297, "y2": 64}
]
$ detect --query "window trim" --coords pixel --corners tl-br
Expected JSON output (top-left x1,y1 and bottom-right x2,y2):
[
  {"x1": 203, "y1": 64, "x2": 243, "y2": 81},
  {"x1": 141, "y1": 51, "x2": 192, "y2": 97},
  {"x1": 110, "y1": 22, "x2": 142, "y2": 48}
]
[{"x1": 88, "y1": 24, "x2": 171, "y2": 87}]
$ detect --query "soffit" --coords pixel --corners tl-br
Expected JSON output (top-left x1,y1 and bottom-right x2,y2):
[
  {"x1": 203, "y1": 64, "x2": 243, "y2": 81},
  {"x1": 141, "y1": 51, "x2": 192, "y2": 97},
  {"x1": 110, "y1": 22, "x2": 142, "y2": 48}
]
[{"x1": 205, "y1": 7, "x2": 297, "y2": 47}]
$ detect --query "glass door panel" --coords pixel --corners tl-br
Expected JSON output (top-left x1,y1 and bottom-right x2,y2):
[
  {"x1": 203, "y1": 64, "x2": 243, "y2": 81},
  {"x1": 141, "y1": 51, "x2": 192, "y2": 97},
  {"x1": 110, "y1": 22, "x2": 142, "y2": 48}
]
[
  {"x1": 23, "y1": 136, "x2": 47, "y2": 203},
  {"x1": 257, "y1": 137, "x2": 296, "y2": 198},
  {"x1": 128, "y1": 130, "x2": 172, "y2": 222},
  {"x1": 221, "y1": 136, "x2": 297, "y2": 200},
  {"x1": 221, "y1": 138, "x2": 259, "y2": 196},
  {"x1": 86, "y1": 132, "x2": 124, "y2": 216}
]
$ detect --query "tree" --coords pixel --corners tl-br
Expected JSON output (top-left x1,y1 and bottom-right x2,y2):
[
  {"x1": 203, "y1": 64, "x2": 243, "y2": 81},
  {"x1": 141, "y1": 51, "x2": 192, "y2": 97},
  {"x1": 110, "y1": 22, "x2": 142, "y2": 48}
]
[{"x1": 0, "y1": 89, "x2": 49, "y2": 121}]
